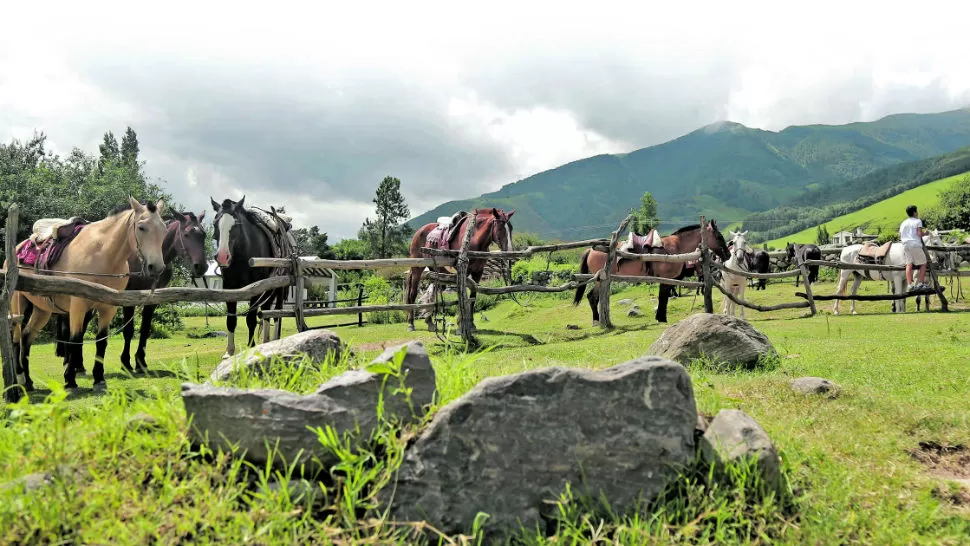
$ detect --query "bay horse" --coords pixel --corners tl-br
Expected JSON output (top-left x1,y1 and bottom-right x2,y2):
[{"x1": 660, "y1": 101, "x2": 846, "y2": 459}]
[
  {"x1": 404, "y1": 207, "x2": 515, "y2": 332},
  {"x1": 210, "y1": 196, "x2": 291, "y2": 358},
  {"x1": 786, "y1": 242, "x2": 821, "y2": 286},
  {"x1": 51, "y1": 210, "x2": 210, "y2": 374},
  {"x1": 572, "y1": 220, "x2": 729, "y2": 325},
  {"x1": 832, "y1": 230, "x2": 942, "y2": 316},
  {"x1": 7, "y1": 197, "x2": 168, "y2": 392}
]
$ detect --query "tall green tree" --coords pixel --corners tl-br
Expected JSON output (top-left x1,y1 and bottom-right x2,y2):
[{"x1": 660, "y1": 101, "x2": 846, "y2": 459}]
[
  {"x1": 121, "y1": 126, "x2": 140, "y2": 167},
  {"x1": 359, "y1": 176, "x2": 412, "y2": 258},
  {"x1": 98, "y1": 131, "x2": 120, "y2": 175},
  {"x1": 629, "y1": 191, "x2": 660, "y2": 235},
  {"x1": 815, "y1": 224, "x2": 830, "y2": 246},
  {"x1": 924, "y1": 174, "x2": 970, "y2": 231}
]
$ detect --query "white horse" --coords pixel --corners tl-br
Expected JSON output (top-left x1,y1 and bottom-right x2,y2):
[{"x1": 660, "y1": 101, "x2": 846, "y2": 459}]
[
  {"x1": 832, "y1": 230, "x2": 943, "y2": 315},
  {"x1": 720, "y1": 230, "x2": 751, "y2": 319}
]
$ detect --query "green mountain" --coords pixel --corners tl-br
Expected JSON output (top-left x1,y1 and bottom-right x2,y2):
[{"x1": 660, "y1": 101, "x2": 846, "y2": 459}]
[{"x1": 408, "y1": 108, "x2": 970, "y2": 240}]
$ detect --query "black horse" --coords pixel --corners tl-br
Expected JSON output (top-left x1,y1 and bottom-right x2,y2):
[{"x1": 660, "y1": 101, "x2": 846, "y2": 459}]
[
  {"x1": 750, "y1": 249, "x2": 770, "y2": 290},
  {"x1": 786, "y1": 242, "x2": 821, "y2": 285},
  {"x1": 52, "y1": 210, "x2": 211, "y2": 374},
  {"x1": 210, "y1": 196, "x2": 291, "y2": 358}
]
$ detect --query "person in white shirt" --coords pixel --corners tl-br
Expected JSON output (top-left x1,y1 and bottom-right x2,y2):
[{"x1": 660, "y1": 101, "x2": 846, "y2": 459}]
[{"x1": 899, "y1": 205, "x2": 927, "y2": 291}]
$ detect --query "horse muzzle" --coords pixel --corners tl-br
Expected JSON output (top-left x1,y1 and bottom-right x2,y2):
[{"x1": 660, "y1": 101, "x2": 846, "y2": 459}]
[{"x1": 143, "y1": 260, "x2": 165, "y2": 279}]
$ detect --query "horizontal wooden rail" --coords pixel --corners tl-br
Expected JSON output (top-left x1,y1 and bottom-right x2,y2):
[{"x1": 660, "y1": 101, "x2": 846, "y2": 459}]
[
  {"x1": 795, "y1": 289, "x2": 940, "y2": 302},
  {"x1": 572, "y1": 273, "x2": 704, "y2": 288},
  {"x1": 590, "y1": 248, "x2": 702, "y2": 263},
  {"x1": 11, "y1": 271, "x2": 294, "y2": 306},
  {"x1": 801, "y1": 259, "x2": 906, "y2": 272},
  {"x1": 926, "y1": 244, "x2": 970, "y2": 252},
  {"x1": 419, "y1": 238, "x2": 611, "y2": 259},
  {"x1": 259, "y1": 301, "x2": 458, "y2": 319},
  {"x1": 715, "y1": 283, "x2": 812, "y2": 312},
  {"x1": 249, "y1": 256, "x2": 455, "y2": 270},
  {"x1": 712, "y1": 262, "x2": 802, "y2": 279}
]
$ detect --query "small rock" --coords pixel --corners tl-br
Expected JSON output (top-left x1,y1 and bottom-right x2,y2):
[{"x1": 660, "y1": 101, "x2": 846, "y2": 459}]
[
  {"x1": 209, "y1": 329, "x2": 344, "y2": 383},
  {"x1": 183, "y1": 341, "x2": 436, "y2": 473},
  {"x1": 791, "y1": 377, "x2": 840, "y2": 396},
  {"x1": 648, "y1": 313, "x2": 777, "y2": 370},
  {"x1": 1, "y1": 472, "x2": 53, "y2": 493},
  {"x1": 617, "y1": 298, "x2": 635, "y2": 306},
  {"x1": 627, "y1": 305, "x2": 643, "y2": 317},
  {"x1": 565, "y1": 324, "x2": 580, "y2": 330},
  {"x1": 700, "y1": 409, "x2": 782, "y2": 494},
  {"x1": 203, "y1": 331, "x2": 228, "y2": 338},
  {"x1": 383, "y1": 355, "x2": 698, "y2": 542}
]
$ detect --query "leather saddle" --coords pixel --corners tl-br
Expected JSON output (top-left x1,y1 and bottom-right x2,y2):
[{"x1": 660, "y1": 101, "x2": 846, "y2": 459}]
[
  {"x1": 618, "y1": 229, "x2": 664, "y2": 255},
  {"x1": 857, "y1": 241, "x2": 892, "y2": 264},
  {"x1": 427, "y1": 211, "x2": 469, "y2": 250}
]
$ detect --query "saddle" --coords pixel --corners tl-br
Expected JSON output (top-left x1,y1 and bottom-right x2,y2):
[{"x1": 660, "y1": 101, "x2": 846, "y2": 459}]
[
  {"x1": 426, "y1": 211, "x2": 470, "y2": 250},
  {"x1": 618, "y1": 229, "x2": 664, "y2": 254},
  {"x1": 16, "y1": 217, "x2": 89, "y2": 270},
  {"x1": 857, "y1": 241, "x2": 892, "y2": 265},
  {"x1": 249, "y1": 206, "x2": 296, "y2": 275}
]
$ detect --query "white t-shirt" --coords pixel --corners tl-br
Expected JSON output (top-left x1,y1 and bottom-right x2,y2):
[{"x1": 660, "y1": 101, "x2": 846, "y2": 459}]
[{"x1": 899, "y1": 217, "x2": 923, "y2": 245}]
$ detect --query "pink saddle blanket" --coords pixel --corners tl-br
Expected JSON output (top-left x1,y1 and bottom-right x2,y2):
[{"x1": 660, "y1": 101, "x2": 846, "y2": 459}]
[{"x1": 16, "y1": 223, "x2": 86, "y2": 269}]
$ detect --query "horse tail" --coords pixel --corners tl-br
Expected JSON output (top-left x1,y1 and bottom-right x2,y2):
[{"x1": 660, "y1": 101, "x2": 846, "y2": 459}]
[{"x1": 573, "y1": 248, "x2": 591, "y2": 306}]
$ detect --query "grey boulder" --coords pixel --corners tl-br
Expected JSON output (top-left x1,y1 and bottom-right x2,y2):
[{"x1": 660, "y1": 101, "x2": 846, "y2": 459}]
[
  {"x1": 700, "y1": 409, "x2": 782, "y2": 494},
  {"x1": 791, "y1": 377, "x2": 840, "y2": 397},
  {"x1": 383, "y1": 356, "x2": 698, "y2": 542},
  {"x1": 183, "y1": 341, "x2": 436, "y2": 472},
  {"x1": 648, "y1": 313, "x2": 777, "y2": 369},
  {"x1": 209, "y1": 329, "x2": 344, "y2": 384}
]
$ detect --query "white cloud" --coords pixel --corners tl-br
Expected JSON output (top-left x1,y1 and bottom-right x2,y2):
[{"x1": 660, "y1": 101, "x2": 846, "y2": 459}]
[{"x1": 2, "y1": 0, "x2": 970, "y2": 240}]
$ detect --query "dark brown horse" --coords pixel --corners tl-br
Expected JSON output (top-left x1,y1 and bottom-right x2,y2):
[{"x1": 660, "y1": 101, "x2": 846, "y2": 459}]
[
  {"x1": 572, "y1": 220, "x2": 729, "y2": 324},
  {"x1": 404, "y1": 207, "x2": 514, "y2": 332}
]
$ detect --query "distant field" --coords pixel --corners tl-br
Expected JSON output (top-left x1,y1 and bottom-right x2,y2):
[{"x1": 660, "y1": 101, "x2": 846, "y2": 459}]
[{"x1": 764, "y1": 172, "x2": 966, "y2": 248}]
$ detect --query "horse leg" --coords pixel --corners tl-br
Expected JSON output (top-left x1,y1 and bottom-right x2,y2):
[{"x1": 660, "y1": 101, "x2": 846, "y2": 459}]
[
  {"x1": 405, "y1": 266, "x2": 423, "y2": 332},
  {"x1": 849, "y1": 274, "x2": 863, "y2": 315},
  {"x1": 247, "y1": 294, "x2": 261, "y2": 347},
  {"x1": 120, "y1": 305, "x2": 136, "y2": 373},
  {"x1": 20, "y1": 306, "x2": 52, "y2": 393},
  {"x1": 833, "y1": 271, "x2": 850, "y2": 315},
  {"x1": 468, "y1": 271, "x2": 482, "y2": 332},
  {"x1": 135, "y1": 304, "x2": 156, "y2": 373},
  {"x1": 587, "y1": 283, "x2": 600, "y2": 325},
  {"x1": 224, "y1": 301, "x2": 237, "y2": 359},
  {"x1": 655, "y1": 284, "x2": 670, "y2": 323},
  {"x1": 274, "y1": 287, "x2": 285, "y2": 340},
  {"x1": 737, "y1": 283, "x2": 746, "y2": 319},
  {"x1": 91, "y1": 304, "x2": 117, "y2": 391}
]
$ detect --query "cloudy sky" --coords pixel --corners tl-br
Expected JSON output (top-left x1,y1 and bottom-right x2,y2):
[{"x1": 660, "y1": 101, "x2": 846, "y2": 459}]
[{"x1": 2, "y1": 0, "x2": 969, "y2": 240}]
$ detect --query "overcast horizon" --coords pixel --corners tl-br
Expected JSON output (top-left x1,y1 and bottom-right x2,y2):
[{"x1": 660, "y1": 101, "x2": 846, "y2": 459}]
[{"x1": 3, "y1": 0, "x2": 970, "y2": 240}]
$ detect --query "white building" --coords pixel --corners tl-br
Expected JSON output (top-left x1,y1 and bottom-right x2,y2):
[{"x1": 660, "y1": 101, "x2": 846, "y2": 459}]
[{"x1": 194, "y1": 257, "x2": 338, "y2": 305}]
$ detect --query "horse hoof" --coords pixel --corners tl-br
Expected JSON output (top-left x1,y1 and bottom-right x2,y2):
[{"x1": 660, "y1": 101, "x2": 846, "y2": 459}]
[
  {"x1": 135, "y1": 367, "x2": 148, "y2": 375},
  {"x1": 92, "y1": 382, "x2": 107, "y2": 393},
  {"x1": 76, "y1": 368, "x2": 87, "y2": 375},
  {"x1": 407, "y1": 324, "x2": 415, "y2": 332},
  {"x1": 221, "y1": 353, "x2": 233, "y2": 360}
]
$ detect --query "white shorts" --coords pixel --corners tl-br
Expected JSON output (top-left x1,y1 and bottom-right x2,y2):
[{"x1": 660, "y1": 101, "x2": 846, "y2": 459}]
[{"x1": 903, "y1": 243, "x2": 926, "y2": 266}]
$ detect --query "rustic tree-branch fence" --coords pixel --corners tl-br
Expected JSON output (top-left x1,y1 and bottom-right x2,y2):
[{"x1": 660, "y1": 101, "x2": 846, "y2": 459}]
[{"x1": 3, "y1": 200, "x2": 969, "y2": 402}]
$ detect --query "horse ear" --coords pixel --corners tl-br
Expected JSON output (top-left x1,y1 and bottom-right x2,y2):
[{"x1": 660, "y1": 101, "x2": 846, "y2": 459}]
[
  {"x1": 507, "y1": 209, "x2": 515, "y2": 218},
  {"x1": 155, "y1": 199, "x2": 165, "y2": 214},
  {"x1": 237, "y1": 195, "x2": 246, "y2": 209},
  {"x1": 129, "y1": 195, "x2": 143, "y2": 212},
  {"x1": 492, "y1": 207, "x2": 499, "y2": 217},
  {"x1": 198, "y1": 210, "x2": 206, "y2": 222},
  {"x1": 211, "y1": 197, "x2": 220, "y2": 212}
]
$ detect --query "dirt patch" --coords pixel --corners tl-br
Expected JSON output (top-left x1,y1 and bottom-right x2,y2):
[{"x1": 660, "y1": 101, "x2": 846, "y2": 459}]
[
  {"x1": 909, "y1": 441, "x2": 970, "y2": 479},
  {"x1": 355, "y1": 339, "x2": 414, "y2": 352},
  {"x1": 931, "y1": 482, "x2": 970, "y2": 507}
]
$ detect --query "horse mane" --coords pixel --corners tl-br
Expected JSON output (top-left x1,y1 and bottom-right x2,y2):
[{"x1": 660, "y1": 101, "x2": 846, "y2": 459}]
[
  {"x1": 670, "y1": 224, "x2": 701, "y2": 235},
  {"x1": 107, "y1": 199, "x2": 158, "y2": 217}
]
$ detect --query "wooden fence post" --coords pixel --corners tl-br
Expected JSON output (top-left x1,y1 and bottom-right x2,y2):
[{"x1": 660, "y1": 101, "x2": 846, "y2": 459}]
[
  {"x1": 456, "y1": 215, "x2": 478, "y2": 345},
  {"x1": 1, "y1": 204, "x2": 22, "y2": 403},
  {"x1": 699, "y1": 215, "x2": 714, "y2": 314},
  {"x1": 599, "y1": 214, "x2": 632, "y2": 330},
  {"x1": 921, "y1": 240, "x2": 948, "y2": 312},
  {"x1": 797, "y1": 257, "x2": 817, "y2": 316},
  {"x1": 291, "y1": 254, "x2": 308, "y2": 333},
  {"x1": 357, "y1": 286, "x2": 364, "y2": 327}
]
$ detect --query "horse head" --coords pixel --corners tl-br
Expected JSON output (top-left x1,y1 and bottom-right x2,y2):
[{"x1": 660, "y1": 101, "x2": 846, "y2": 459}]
[
  {"x1": 785, "y1": 242, "x2": 796, "y2": 261},
  {"x1": 211, "y1": 195, "x2": 247, "y2": 267},
  {"x1": 728, "y1": 230, "x2": 752, "y2": 268},
  {"x1": 128, "y1": 196, "x2": 168, "y2": 278},
  {"x1": 176, "y1": 210, "x2": 209, "y2": 276},
  {"x1": 479, "y1": 207, "x2": 515, "y2": 252},
  {"x1": 706, "y1": 219, "x2": 730, "y2": 261}
]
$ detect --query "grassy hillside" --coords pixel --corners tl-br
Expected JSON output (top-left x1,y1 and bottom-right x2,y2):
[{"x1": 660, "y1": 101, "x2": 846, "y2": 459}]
[
  {"x1": 763, "y1": 172, "x2": 964, "y2": 247},
  {"x1": 2, "y1": 282, "x2": 969, "y2": 544},
  {"x1": 410, "y1": 109, "x2": 970, "y2": 240}
]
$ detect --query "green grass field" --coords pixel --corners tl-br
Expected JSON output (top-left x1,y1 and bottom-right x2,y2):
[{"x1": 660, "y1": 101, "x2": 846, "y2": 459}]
[
  {"x1": 2, "y1": 279, "x2": 969, "y2": 544},
  {"x1": 764, "y1": 172, "x2": 966, "y2": 248}
]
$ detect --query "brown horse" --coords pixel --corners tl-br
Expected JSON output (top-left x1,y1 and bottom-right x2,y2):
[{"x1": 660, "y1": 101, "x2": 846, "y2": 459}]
[
  {"x1": 572, "y1": 220, "x2": 729, "y2": 324},
  {"x1": 7, "y1": 197, "x2": 167, "y2": 392},
  {"x1": 404, "y1": 207, "x2": 515, "y2": 332}
]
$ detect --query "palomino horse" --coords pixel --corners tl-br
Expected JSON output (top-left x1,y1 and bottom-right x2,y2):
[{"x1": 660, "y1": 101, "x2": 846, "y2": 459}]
[
  {"x1": 211, "y1": 196, "x2": 291, "y2": 358},
  {"x1": 786, "y1": 242, "x2": 822, "y2": 286},
  {"x1": 7, "y1": 197, "x2": 167, "y2": 391},
  {"x1": 404, "y1": 207, "x2": 515, "y2": 332},
  {"x1": 51, "y1": 210, "x2": 210, "y2": 374},
  {"x1": 572, "y1": 220, "x2": 730, "y2": 324},
  {"x1": 832, "y1": 230, "x2": 943, "y2": 316},
  {"x1": 721, "y1": 230, "x2": 753, "y2": 318}
]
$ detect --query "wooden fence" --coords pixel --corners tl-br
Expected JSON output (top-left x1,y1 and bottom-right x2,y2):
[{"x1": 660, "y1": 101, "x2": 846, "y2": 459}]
[{"x1": 3, "y1": 199, "x2": 969, "y2": 404}]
